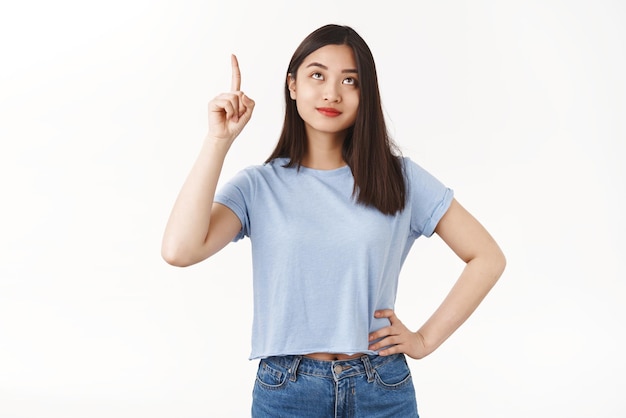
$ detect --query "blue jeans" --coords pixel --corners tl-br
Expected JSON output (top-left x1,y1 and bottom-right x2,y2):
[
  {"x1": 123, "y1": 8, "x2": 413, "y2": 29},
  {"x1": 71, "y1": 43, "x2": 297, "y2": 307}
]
[{"x1": 251, "y1": 353, "x2": 419, "y2": 417}]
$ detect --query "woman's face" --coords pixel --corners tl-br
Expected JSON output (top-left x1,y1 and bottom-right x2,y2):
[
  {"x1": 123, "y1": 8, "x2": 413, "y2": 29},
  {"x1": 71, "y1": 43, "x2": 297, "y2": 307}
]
[{"x1": 288, "y1": 44, "x2": 360, "y2": 140}]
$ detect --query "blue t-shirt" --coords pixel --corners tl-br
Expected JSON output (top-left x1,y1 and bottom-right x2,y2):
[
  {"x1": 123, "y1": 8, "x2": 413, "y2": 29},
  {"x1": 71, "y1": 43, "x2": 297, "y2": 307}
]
[{"x1": 214, "y1": 156, "x2": 453, "y2": 359}]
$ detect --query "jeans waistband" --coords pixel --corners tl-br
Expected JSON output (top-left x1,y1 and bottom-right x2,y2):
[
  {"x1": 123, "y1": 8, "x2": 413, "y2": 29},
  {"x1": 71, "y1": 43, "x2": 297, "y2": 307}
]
[{"x1": 261, "y1": 353, "x2": 403, "y2": 383}]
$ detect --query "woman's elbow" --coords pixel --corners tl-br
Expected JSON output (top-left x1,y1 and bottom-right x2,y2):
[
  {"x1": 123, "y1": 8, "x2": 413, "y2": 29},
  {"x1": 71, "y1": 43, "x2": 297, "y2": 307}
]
[
  {"x1": 161, "y1": 241, "x2": 196, "y2": 267},
  {"x1": 491, "y1": 246, "x2": 507, "y2": 280}
]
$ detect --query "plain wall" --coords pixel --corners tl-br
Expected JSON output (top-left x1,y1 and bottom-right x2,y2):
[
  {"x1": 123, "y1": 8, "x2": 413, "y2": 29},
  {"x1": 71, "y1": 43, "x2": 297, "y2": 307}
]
[{"x1": 1, "y1": 1, "x2": 624, "y2": 417}]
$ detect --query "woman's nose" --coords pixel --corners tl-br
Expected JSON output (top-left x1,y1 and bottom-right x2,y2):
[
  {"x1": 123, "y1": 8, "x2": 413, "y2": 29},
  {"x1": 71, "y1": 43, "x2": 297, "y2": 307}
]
[{"x1": 323, "y1": 83, "x2": 341, "y2": 103}]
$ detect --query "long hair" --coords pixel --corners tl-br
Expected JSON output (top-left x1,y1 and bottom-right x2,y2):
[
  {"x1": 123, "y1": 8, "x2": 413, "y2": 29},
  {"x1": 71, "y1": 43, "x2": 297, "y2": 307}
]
[{"x1": 265, "y1": 24, "x2": 406, "y2": 215}]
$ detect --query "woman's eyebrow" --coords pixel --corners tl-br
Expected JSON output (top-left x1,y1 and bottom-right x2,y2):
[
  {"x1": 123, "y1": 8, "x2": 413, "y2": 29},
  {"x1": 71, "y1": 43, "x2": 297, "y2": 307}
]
[{"x1": 305, "y1": 62, "x2": 358, "y2": 74}]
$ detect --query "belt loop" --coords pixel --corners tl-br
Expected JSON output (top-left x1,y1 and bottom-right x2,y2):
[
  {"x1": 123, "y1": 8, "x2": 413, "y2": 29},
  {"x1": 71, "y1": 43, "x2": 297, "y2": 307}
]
[
  {"x1": 288, "y1": 355, "x2": 302, "y2": 382},
  {"x1": 361, "y1": 355, "x2": 375, "y2": 383}
]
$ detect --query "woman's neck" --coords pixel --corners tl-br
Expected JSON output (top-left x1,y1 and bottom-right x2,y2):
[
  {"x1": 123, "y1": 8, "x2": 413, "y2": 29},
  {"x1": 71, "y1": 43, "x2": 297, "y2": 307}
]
[{"x1": 301, "y1": 131, "x2": 346, "y2": 170}]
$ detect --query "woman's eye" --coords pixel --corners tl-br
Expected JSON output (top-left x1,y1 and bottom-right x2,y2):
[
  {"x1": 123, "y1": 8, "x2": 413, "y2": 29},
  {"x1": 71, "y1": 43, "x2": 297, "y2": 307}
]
[
  {"x1": 343, "y1": 77, "x2": 358, "y2": 86},
  {"x1": 312, "y1": 72, "x2": 324, "y2": 80}
]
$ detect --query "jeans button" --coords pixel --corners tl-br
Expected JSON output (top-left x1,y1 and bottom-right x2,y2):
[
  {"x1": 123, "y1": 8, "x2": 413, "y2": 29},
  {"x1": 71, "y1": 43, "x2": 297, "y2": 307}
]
[{"x1": 334, "y1": 364, "x2": 343, "y2": 374}]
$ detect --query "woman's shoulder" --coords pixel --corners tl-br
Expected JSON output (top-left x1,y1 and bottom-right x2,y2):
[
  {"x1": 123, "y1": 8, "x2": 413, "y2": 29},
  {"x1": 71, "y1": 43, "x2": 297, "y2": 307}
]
[
  {"x1": 399, "y1": 155, "x2": 450, "y2": 188},
  {"x1": 228, "y1": 158, "x2": 292, "y2": 184},
  {"x1": 399, "y1": 155, "x2": 426, "y2": 176},
  {"x1": 237, "y1": 158, "x2": 289, "y2": 174}
]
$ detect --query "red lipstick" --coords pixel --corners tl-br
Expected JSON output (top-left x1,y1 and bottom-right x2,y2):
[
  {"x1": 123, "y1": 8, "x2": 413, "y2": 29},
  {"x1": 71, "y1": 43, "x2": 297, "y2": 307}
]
[{"x1": 317, "y1": 107, "x2": 342, "y2": 117}]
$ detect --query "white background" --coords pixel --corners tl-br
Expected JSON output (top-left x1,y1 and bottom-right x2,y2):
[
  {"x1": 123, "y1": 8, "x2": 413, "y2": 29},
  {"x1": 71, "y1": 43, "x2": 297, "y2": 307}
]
[{"x1": 1, "y1": 1, "x2": 624, "y2": 417}]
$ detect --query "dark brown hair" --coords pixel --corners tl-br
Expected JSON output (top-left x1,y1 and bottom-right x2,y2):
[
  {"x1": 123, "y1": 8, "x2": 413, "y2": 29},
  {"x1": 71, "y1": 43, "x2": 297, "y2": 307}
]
[{"x1": 265, "y1": 24, "x2": 406, "y2": 215}]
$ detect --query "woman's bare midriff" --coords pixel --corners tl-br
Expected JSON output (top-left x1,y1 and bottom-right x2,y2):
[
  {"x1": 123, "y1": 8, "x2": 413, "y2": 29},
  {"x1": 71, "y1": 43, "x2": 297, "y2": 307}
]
[{"x1": 304, "y1": 352, "x2": 365, "y2": 361}]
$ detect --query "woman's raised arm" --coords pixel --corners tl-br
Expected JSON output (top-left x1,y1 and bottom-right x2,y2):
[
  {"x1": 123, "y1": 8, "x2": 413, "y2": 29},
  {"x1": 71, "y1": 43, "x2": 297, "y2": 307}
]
[{"x1": 161, "y1": 55, "x2": 255, "y2": 267}]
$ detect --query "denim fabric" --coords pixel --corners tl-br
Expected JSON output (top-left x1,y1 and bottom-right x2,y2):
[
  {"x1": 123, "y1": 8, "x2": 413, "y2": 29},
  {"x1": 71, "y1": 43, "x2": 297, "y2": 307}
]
[{"x1": 251, "y1": 353, "x2": 419, "y2": 418}]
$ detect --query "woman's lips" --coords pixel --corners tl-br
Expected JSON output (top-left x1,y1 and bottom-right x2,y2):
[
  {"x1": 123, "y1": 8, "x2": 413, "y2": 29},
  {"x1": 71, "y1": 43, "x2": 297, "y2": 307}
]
[{"x1": 316, "y1": 107, "x2": 342, "y2": 117}]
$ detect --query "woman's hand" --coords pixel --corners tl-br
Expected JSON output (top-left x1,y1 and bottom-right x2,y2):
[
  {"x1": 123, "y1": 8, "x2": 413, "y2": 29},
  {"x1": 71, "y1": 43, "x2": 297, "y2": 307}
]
[
  {"x1": 207, "y1": 54, "x2": 255, "y2": 144},
  {"x1": 368, "y1": 309, "x2": 429, "y2": 360}
]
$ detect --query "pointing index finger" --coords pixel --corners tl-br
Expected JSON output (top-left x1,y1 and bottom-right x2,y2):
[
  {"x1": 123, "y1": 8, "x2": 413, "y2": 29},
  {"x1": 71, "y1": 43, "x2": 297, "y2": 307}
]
[{"x1": 231, "y1": 54, "x2": 241, "y2": 92}]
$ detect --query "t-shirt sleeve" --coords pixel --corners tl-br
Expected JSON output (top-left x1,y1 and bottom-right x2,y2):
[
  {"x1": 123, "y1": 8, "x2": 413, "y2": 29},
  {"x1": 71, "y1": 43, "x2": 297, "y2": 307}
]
[
  {"x1": 214, "y1": 168, "x2": 253, "y2": 242},
  {"x1": 404, "y1": 157, "x2": 454, "y2": 238}
]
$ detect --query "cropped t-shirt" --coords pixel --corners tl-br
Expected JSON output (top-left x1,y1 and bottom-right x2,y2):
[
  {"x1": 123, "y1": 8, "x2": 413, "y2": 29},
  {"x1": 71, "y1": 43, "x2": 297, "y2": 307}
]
[{"x1": 214, "y1": 156, "x2": 453, "y2": 360}]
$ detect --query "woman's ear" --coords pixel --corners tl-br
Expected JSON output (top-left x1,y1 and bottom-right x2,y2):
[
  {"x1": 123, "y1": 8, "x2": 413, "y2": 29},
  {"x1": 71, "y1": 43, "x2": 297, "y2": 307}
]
[{"x1": 287, "y1": 73, "x2": 296, "y2": 100}]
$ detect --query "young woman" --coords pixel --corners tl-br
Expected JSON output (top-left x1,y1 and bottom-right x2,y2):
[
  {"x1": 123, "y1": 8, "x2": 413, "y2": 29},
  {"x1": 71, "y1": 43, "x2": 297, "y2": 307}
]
[{"x1": 162, "y1": 24, "x2": 506, "y2": 417}]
